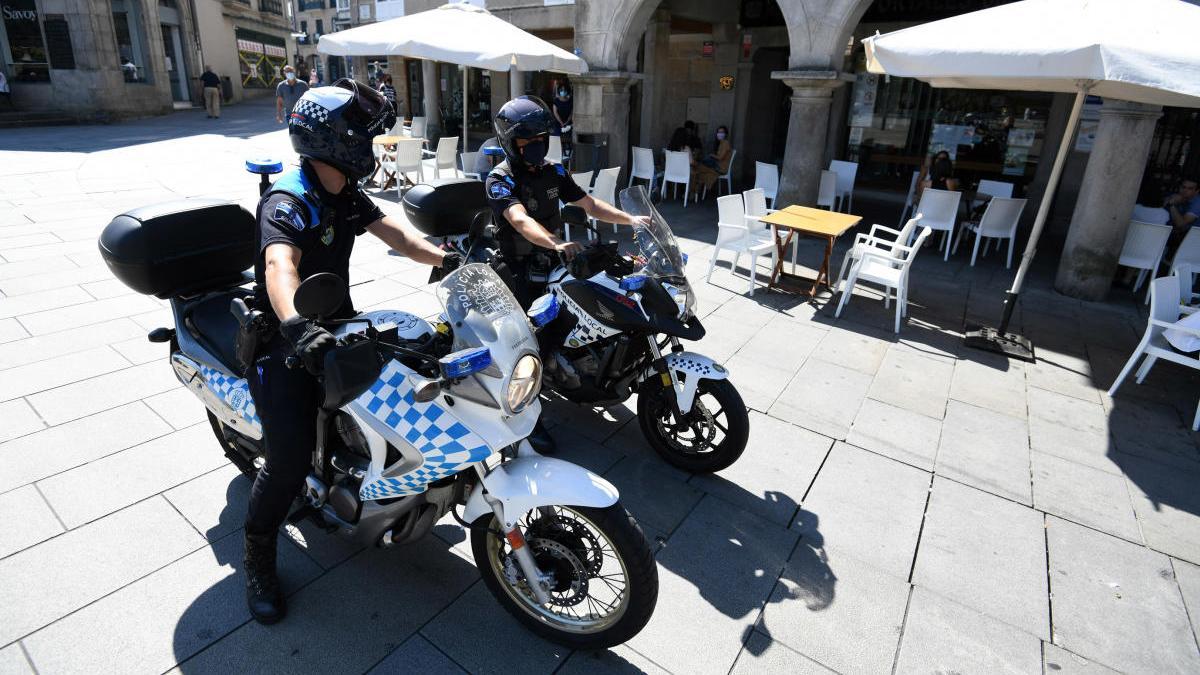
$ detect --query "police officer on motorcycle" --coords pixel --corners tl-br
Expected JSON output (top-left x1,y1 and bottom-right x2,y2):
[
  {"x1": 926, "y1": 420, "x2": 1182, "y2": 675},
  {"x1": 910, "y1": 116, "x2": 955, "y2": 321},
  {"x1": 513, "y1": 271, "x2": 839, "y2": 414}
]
[
  {"x1": 246, "y1": 79, "x2": 460, "y2": 624},
  {"x1": 484, "y1": 96, "x2": 648, "y2": 452}
]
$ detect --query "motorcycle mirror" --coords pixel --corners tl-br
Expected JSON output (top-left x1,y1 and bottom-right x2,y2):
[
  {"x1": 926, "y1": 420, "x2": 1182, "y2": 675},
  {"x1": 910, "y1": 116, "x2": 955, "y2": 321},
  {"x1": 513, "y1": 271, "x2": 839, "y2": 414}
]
[
  {"x1": 293, "y1": 273, "x2": 348, "y2": 320},
  {"x1": 412, "y1": 377, "x2": 442, "y2": 403}
]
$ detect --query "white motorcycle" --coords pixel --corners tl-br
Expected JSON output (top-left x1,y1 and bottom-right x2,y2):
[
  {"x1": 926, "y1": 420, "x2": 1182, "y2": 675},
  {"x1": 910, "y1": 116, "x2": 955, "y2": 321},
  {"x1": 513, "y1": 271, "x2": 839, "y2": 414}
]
[{"x1": 98, "y1": 195, "x2": 658, "y2": 648}]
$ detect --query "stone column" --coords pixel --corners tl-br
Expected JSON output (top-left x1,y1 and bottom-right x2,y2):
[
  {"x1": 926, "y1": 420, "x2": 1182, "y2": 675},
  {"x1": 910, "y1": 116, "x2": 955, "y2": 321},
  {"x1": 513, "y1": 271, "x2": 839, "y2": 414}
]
[
  {"x1": 421, "y1": 60, "x2": 442, "y2": 139},
  {"x1": 571, "y1": 71, "x2": 639, "y2": 180},
  {"x1": 1054, "y1": 100, "x2": 1162, "y2": 301},
  {"x1": 638, "y1": 10, "x2": 670, "y2": 148},
  {"x1": 771, "y1": 71, "x2": 848, "y2": 206}
]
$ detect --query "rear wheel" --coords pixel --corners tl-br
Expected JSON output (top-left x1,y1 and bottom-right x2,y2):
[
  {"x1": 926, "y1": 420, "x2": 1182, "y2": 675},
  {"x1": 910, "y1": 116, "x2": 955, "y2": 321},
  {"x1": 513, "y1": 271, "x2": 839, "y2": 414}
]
[
  {"x1": 637, "y1": 377, "x2": 749, "y2": 473},
  {"x1": 470, "y1": 503, "x2": 658, "y2": 650},
  {"x1": 206, "y1": 411, "x2": 263, "y2": 479}
]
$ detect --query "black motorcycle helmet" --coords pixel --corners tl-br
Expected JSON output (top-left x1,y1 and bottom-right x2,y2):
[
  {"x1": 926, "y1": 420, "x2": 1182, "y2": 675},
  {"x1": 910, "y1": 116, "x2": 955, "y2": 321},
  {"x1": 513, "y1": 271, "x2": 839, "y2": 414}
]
[
  {"x1": 288, "y1": 78, "x2": 396, "y2": 181},
  {"x1": 493, "y1": 95, "x2": 553, "y2": 172}
]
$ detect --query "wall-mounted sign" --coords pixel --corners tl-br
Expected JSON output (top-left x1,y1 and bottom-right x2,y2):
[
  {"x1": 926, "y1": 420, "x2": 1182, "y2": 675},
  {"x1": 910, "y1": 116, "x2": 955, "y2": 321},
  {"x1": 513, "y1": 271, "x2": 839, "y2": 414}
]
[
  {"x1": 719, "y1": 75, "x2": 734, "y2": 90},
  {"x1": 742, "y1": 33, "x2": 752, "y2": 58},
  {"x1": 2, "y1": 0, "x2": 50, "y2": 82},
  {"x1": 702, "y1": 41, "x2": 714, "y2": 57}
]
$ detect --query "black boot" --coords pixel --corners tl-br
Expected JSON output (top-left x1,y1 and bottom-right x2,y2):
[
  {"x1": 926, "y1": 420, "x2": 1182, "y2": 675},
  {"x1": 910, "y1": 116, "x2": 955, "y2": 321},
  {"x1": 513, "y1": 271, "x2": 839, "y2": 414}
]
[
  {"x1": 244, "y1": 530, "x2": 286, "y2": 624},
  {"x1": 528, "y1": 417, "x2": 558, "y2": 455}
]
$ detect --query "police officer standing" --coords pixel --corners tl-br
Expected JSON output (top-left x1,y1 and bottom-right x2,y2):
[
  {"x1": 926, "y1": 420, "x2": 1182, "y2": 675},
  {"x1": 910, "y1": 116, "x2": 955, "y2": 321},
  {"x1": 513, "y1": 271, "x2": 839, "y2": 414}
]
[
  {"x1": 484, "y1": 96, "x2": 648, "y2": 453},
  {"x1": 247, "y1": 79, "x2": 461, "y2": 624}
]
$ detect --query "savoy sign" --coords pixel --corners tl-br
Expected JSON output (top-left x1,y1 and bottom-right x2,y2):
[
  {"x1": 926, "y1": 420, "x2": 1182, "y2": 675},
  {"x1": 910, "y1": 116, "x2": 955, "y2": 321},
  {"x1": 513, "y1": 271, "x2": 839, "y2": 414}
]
[{"x1": 2, "y1": 5, "x2": 38, "y2": 20}]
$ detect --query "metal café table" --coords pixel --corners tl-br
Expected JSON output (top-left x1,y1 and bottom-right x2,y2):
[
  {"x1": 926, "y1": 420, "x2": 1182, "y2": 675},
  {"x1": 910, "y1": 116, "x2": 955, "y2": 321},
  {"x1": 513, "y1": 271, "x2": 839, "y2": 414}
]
[{"x1": 760, "y1": 205, "x2": 862, "y2": 298}]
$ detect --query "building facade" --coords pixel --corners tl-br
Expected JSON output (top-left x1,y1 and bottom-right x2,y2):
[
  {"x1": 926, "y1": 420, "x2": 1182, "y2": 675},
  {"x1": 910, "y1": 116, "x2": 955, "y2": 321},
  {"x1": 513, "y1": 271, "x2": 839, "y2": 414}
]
[{"x1": 193, "y1": 0, "x2": 297, "y2": 103}]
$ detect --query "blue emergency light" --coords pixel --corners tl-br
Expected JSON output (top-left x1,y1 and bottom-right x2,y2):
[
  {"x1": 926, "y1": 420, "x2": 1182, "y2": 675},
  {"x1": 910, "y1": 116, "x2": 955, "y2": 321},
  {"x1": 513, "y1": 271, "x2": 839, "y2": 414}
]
[
  {"x1": 619, "y1": 274, "x2": 647, "y2": 292},
  {"x1": 527, "y1": 294, "x2": 560, "y2": 327},
  {"x1": 245, "y1": 158, "x2": 284, "y2": 175},
  {"x1": 439, "y1": 347, "x2": 493, "y2": 379}
]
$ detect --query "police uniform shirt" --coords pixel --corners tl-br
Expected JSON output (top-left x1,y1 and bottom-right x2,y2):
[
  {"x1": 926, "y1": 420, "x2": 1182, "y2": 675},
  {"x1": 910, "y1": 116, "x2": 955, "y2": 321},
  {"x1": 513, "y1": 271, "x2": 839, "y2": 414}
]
[
  {"x1": 484, "y1": 159, "x2": 586, "y2": 253},
  {"x1": 254, "y1": 161, "x2": 383, "y2": 316}
]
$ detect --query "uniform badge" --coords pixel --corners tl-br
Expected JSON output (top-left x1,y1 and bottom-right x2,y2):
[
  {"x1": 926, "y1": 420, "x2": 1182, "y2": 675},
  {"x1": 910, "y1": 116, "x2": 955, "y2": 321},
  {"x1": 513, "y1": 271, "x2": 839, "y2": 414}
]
[
  {"x1": 554, "y1": 164, "x2": 566, "y2": 177},
  {"x1": 321, "y1": 224, "x2": 335, "y2": 246},
  {"x1": 272, "y1": 201, "x2": 307, "y2": 231},
  {"x1": 527, "y1": 197, "x2": 539, "y2": 212},
  {"x1": 488, "y1": 181, "x2": 512, "y2": 199}
]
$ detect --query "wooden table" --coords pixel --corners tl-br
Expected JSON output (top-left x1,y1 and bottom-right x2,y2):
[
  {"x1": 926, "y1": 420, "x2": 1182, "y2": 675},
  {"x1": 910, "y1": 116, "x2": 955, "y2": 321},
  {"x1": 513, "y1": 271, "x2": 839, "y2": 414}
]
[
  {"x1": 760, "y1": 205, "x2": 862, "y2": 297},
  {"x1": 370, "y1": 135, "x2": 405, "y2": 190}
]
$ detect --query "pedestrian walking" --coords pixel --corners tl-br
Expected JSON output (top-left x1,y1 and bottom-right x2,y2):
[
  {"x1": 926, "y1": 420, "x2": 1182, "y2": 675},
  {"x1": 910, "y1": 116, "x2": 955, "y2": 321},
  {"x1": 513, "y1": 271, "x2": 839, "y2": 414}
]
[
  {"x1": 275, "y1": 65, "x2": 309, "y2": 124},
  {"x1": 378, "y1": 74, "x2": 397, "y2": 111},
  {"x1": 200, "y1": 65, "x2": 221, "y2": 118},
  {"x1": 0, "y1": 70, "x2": 11, "y2": 109}
]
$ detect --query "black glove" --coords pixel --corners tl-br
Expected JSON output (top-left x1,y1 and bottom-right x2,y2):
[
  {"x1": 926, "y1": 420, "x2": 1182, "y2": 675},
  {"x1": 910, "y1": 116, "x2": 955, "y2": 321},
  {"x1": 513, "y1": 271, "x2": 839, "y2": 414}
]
[
  {"x1": 279, "y1": 315, "x2": 336, "y2": 375},
  {"x1": 441, "y1": 252, "x2": 463, "y2": 273}
]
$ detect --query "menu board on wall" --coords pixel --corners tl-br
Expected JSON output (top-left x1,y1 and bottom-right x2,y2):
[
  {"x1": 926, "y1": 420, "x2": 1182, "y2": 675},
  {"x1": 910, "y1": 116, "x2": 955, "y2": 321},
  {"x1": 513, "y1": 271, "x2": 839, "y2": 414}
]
[{"x1": 42, "y1": 15, "x2": 74, "y2": 70}]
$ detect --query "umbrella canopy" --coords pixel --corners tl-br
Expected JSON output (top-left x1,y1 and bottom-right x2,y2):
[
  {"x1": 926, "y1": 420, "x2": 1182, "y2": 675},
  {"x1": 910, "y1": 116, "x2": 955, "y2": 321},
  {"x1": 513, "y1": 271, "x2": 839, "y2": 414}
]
[
  {"x1": 861, "y1": 0, "x2": 1200, "y2": 361},
  {"x1": 317, "y1": 2, "x2": 587, "y2": 75},
  {"x1": 863, "y1": 0, "x2": 1200, "y2": 109}
]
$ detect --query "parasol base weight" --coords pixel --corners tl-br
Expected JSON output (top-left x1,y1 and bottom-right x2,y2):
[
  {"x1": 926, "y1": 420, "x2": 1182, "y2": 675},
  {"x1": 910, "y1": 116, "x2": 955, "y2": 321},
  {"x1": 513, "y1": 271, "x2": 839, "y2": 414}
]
[{"x1": 963, "y1": 324, "x2": 1036, "y2": 363}]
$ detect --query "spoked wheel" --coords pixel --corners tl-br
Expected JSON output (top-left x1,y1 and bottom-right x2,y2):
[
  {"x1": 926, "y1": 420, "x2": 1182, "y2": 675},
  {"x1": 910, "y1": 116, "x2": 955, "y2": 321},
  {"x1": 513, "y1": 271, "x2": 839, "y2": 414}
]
[
  {"x1": 206, "y1": 411, "x2": 263, "y2": 479},
  {"x1": 470, "y1": 503, "x2": 658, "y2": 650},
  {"x1": 637, "y1": 377, "x2": 749, "y2": 473}
]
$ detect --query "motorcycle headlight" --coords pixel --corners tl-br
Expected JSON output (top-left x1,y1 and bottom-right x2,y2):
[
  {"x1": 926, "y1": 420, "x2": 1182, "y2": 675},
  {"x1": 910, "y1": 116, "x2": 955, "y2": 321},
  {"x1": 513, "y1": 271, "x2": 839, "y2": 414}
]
[{"x1": 505, "y1": 353, "x2": 542, "y2": 414}]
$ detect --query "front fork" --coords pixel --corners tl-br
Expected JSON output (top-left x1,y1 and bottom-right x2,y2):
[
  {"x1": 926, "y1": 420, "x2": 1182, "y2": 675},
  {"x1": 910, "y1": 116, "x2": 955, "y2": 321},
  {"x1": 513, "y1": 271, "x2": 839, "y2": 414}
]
[
  {"x1": 476, "y1": 465, "x2": 553, "y2": 606},
  {"x1": 647, "y1": 335, "x2": 687, "y2": 418}
]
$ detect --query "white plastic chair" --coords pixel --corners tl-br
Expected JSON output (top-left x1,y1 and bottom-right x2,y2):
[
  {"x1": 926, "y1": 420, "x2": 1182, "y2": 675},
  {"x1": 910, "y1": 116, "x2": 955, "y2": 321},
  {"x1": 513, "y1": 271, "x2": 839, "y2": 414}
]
[
  {"x1": 816, "y1": 170, "x2": 838, "y2": 211},
  {"x1": 423, "y1": 136, "x2": 459, "y2": 179},
  {"x1": 391, "y1": 138, "x2": 425, "y2": 194},
  {"x1": 706, "y1": 193, "x2": 776, "y2": 296},
  {"x1": 836, "y1": 215, "x2": 923, "y2": 291},
  {"x1": 1108, "y1": 276, "x2": 1200, "y2": 430},
  {"x1": 661, "y1": 150, "x2": 693, "y2": 206},
  {"x1": 1175, "y1": 264, "x2": 1199, "y2": 307},
  {"x1": 742, "y1": 187, "x2": 786, "y2": 269},
  {"x1": 952, "y1": 197, "x2": 1027, "y2": 268},
  {"x1": 546, "y1": 135, "x2": 563, "y2": 164},
  {"x1": 715, "y1": 149, "x2": 737, "y2": 197},
  {"x1": 589, "y1": 167, "x2": 621, "y2": 237},
  {"x1": 836, "y1": 226, "x2": 933, "y2": 333},
  {"x1": 571, "y1": 170, "x2": 594, "y2": 195},
  {"x1": 628, "y1": 146, "x2": 660, "y2": 192},
  {"x1": 754, "y1": 161, "x2": 779, "y2": 209},
  {"x1": 406, "y1": 116, "x2": 427, "y2": 146},
  {"x1": 976, "y1": 179, "x2": 1014, "y2": 199},
  {"x1": 1118, "y1": 220, "x2": 1172, "y2": 303},
  {"x1": 1169, "y1": 228, "x2": 1200, "y2": 276},
  {"x1": 897, "y1": 170, "x2": 921, "y2": 228},
  {"x1": 460, "y1": 151, "x2": 481, "y2": 180},
  {"x1": 1132, "y1": 204, "x2": 1169, "y2": 225},
  {"x1": 913, "y1": 188, "x2": 961, "y2": 261},
  {"x1": 829, "y1": 160, "x2": 858, "y2": 212}
]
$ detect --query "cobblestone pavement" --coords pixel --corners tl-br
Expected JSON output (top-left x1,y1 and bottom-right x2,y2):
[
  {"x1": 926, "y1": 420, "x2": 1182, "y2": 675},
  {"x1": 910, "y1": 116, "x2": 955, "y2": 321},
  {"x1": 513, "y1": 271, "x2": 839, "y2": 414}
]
[{"x1": 2, "y1": 102, "x2": 1200, "y2": 674}]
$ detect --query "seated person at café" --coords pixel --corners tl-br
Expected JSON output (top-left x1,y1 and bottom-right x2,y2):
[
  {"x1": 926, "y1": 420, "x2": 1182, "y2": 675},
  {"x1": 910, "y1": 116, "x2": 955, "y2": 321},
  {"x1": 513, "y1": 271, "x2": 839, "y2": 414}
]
[
  {"x1": 1165, "y1": 176, "x2": 1200, "y2": 250},
  {"x1": 691, "y1": 125, "x2": 733, "y2": 199},
  {"x1": 668, "y1": 120, "x2": 702, "y2": 155}
]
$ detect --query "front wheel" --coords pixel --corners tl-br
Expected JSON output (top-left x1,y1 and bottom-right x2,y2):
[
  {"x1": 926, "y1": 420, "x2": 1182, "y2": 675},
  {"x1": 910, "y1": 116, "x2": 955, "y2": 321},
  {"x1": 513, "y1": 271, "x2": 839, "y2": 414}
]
[
  {"x1": 470, "y1": 503, "x2": 658, "y2": 650},
  {"x1": 637, "y1": 377, "x2": 749, "y2": 473}
]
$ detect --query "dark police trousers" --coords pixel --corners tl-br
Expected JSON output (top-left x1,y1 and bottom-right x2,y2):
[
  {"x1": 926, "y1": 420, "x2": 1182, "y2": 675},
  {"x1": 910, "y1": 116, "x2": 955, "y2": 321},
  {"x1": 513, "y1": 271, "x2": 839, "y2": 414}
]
[{"x1": 244, "y1": 335, "x2": 320, "y2": 535}]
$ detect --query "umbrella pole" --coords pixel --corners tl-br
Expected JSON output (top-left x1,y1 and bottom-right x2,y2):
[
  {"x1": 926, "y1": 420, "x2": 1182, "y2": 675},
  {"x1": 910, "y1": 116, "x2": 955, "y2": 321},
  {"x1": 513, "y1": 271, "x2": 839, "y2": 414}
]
[
  {"x1": 462, "y1": 65, "x2": 469, "y2": 160},
  {"x1": 964, "y1": 87, "x2": 1088, "y2": 362}
]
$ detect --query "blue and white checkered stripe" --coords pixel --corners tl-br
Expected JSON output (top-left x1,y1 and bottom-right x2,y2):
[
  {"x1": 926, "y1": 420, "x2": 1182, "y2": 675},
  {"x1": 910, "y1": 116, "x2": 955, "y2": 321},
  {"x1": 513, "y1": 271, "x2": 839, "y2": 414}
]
[
  {"x1": 355, "y1": 361, "x2": 493, "y2": 500},
  {"x1": 198, "y1": 365, "x2": 262, "y2": 436}
]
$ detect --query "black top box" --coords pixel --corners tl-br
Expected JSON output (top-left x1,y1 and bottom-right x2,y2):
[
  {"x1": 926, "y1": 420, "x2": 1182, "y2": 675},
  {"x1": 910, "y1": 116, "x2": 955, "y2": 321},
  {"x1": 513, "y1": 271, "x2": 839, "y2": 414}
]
[
  {"x1": 402, "y1": 178, "x2": 490, "y2": 238},
  {"x1": 99, "y1": 199, "x2": 256, "y2": 299}
]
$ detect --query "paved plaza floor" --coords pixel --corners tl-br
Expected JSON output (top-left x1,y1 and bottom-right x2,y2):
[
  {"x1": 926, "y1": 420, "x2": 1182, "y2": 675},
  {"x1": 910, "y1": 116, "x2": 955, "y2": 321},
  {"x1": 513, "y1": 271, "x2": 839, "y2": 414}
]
[{"x1": 2, "y1": 102, "x2": 1200, "y2": 674}]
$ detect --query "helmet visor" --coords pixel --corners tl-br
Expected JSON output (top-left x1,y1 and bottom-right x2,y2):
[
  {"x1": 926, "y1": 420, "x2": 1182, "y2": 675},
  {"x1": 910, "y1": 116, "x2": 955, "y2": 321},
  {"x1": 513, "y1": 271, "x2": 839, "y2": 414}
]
[{"x1": 335, "y1": 78, "x2": 394, "y2": 133}]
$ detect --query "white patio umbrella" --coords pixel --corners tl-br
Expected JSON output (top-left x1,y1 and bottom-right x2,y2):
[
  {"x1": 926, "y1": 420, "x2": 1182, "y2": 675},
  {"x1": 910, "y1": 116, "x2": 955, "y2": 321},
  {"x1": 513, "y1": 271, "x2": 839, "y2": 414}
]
[
  {"x1": 862, "y1": 0, "x2": 1200, "y2": 361},
  {"x1": 318, "y1": 2, "x2": 587, "y2": 156}
]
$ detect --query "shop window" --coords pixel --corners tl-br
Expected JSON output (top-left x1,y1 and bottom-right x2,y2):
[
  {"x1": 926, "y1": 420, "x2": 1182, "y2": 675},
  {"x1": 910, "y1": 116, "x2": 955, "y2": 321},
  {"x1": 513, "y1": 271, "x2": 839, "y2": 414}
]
[
  {"x1": 2, "y1": 0, "x2": 51, "y2": 82},
  {"x1": 111, "y1": 0, "x2": 152, "y2": 83},
  {"x1": 315, "y1": 18, "x2": 322, "y2": 38},
  {"x1": 236, "y1": 28, "x2": 285, "y2": 88}
]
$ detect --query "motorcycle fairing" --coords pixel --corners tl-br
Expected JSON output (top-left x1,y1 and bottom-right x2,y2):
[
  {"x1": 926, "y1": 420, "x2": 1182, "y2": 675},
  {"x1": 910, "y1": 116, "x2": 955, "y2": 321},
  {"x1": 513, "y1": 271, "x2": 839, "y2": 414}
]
[
  {"x1": 556, "y1": 281, "x2": 621, "y2": 347},
  {"x1": 351, "y1": 359, "x2": 494, "y2": 500},
  {"x1": 664, "y1": 351, "x2": 728, "y2": 414},
  {"x1": 198, "y1": 364, "x2": 263, "y2": 436},
  {"x1": 461, "y1": 455, "x2": 619, "y2": 526}
]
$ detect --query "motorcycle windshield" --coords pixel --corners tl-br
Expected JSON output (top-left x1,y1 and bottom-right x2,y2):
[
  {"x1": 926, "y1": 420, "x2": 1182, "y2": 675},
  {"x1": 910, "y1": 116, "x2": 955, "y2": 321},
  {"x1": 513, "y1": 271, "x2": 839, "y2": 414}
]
[
  {"x1": 618, "y1": 185, "x2": 695, "y2": 312},
  {"x1": 435, "y1": 263, "x2": 537, "y2": 372}
]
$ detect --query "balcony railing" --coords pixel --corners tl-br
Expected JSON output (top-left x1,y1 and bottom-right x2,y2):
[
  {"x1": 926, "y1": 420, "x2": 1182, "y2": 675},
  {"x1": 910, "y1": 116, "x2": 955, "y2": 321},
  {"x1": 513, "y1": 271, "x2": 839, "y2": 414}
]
[{"x1": 259, "y1": 0, "x2": 283, "y2": 14}]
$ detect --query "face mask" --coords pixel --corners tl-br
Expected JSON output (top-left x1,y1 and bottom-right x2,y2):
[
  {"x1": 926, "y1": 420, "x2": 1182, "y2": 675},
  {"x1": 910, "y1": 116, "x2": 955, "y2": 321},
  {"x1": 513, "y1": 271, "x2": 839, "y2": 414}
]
[
  {"x1": 520, "y1": 139, "x2": 547, "y2": 166},
  {"x1": 558, "y1": 89, "x2": 567, "y2": 98},
  {"x1": 716, "y1": 132, "x2": 726, "y2": 140},
  {"x1": 286, "y1": 72, "x2": 296, "y2": 81}
]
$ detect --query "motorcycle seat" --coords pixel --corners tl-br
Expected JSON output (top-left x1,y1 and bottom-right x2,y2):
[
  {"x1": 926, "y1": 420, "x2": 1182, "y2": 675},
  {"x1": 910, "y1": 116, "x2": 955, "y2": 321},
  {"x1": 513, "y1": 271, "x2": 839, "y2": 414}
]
[{"x1": 185, "y1": 292, "x2": 247, "y2": 375}]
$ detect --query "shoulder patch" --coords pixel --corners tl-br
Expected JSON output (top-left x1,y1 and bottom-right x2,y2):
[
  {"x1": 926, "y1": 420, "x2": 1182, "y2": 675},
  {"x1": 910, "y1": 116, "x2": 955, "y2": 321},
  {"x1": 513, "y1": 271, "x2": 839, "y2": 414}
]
[
  {"x1": 272, "y1": 200, "x2": 308, "y2": 231},
  {"x1": 554, "y1": 164, "x2": 566, "y2": 177},
  {"x1": 488, "y1": 181, "x2": 513, "y2": 200}
]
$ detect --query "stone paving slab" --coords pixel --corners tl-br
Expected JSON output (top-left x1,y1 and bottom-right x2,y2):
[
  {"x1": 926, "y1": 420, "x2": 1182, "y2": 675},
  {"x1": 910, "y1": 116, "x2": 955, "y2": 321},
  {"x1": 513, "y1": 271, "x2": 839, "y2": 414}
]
[
  {"x1": 0, "y1": 400, "x2": 43, "y2": 444},
  {"x1": 770, "y1": 358, "x2": 872, "y2": 440},
  {"x1": 367, "y1": 634, "x2": 468, "y2": 674},
  {"x1": 20, "y1": 529, "x2": 321, "y2": 675},
  {"x1": 866, "y1": 349, "x2": 954, "y2": 420},
  {"x1": 730, "y1": 631, "x2": 836, "y2": 674},
  {"x1": 948, "y1": 352, "x2": 1028, "y2": 419},
  {"x1": 1047, "y1": 515, "x2": 1200, "y2": 673},
  {"x1": 912, "y1": 477, "x2": 1049, "y2": 639},
  {"x1": 845, "y1": 398, "x2": 942, "y2": 471},
  {"x1": 558, "y1": 644, "x2": 670, "y2": 674},
  {"x1": 936, "y1": 400, "x2": 1032, "y2": 504},
  {"x1": 1042, "y1": 642, "x2": 1120, "y2": 674},
  {"x1": 1172, "y1": 557, "x2": 1200, "y2": 651},
  {"x1": 794, "y1": 442, "x2": 930, "y2": 578},
  {"x1": 1030, "y1": 451, "x2": 1141, "y2": 543},
  {"x1": 894, "y1": 587, "x2": 1041, "y2": 675},
  {"x1": 0, "y1": 345, "x2": 131, "y2": 402},
  {"x1": 0, "y1": 497, "x2": 203, "y2": 646},
  {"x1": 0, "y1": 318, "x2": 144, "y2": 370},
  {"x1": 1120, "y1": 457, "x2": 1200, "y2": 566},
  {"x1": 0, "y1": 645, "x2": 32, "y2": 675},
  {"x1": 0, "y1": 484, "x2": 63, "y2": 559}
]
